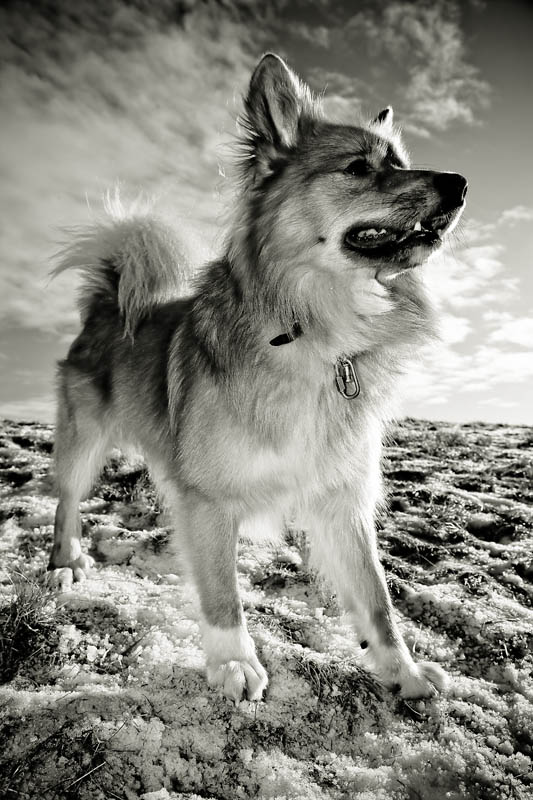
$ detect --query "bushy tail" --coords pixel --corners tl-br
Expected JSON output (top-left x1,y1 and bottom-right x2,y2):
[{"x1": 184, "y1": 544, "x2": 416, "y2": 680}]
[{"x1": 52, "y1": 192, "x2": 191, "y2": 337}]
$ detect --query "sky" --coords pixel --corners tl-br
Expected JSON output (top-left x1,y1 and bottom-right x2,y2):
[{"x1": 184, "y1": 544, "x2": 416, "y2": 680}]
[{"x1": 0, "y1": 0, "x2": 532, "y2": 426}]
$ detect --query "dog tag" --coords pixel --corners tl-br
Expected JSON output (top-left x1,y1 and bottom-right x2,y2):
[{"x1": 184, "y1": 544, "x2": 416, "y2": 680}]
[{"x1": 335, "y1": 358, "x2": 360, "y2": 399}]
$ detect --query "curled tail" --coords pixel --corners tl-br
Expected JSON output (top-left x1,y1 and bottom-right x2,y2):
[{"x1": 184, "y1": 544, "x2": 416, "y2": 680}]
[{"x1": 52, "y1": 193, "x2": 190, "y2": 337}]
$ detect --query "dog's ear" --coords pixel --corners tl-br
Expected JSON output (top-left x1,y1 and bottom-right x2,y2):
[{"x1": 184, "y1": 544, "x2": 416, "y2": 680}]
[
  {"x1": 242, "y1": 54, "x2": 316, "y2": 171},
  {"x1": 373, "y1": 106, "x2": 394, "y2": 130},
  {"x1": 246, "y1": 54, "x2": 305, "y2": 148}
]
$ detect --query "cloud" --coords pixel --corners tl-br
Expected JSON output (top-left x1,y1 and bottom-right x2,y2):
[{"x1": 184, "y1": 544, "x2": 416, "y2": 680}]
[
  {"x1": 401, "y1": 206, "x2": 532, "y2": 422},
  {"x1": 0, "y1": 0, "x2": 492, "y2": 337},
  {"x1": 287, "y1": 22, "x2": 331, "y2": 49},
  {"x1": 2, "y1": 0, "x2": 527, "y2": 427},
  {"x1": 274, "y1": 1, "x2": 489, "y2": 133},
  {"x1": 488, "y1": 315, "x2": 533, "y2": 348},
  {"x1": 389, "y1": 1, "x2": 490, "y2": 131},
  {"x1": 438, "y1": 314, "x2": 472, "y2": 345},
  {"x1": 0, "y1": 395, "x2": 55, "y2": 424},
  {"x1": 464, "y1": 205, "x2": 533, "y2": 243},
  {"x1": 403, "y1": 341, "x2": 533, "y2": 408},
  {"x1": 477, "y1": 398, "x2": 518, "y2": 409},
  {"x1": 499, "y1": 205, "x2": 533, "y2": 226},
  {"x1": 425, "y1": 240, "x2": 513, "y2": 310},
  {"x1": 306, "y1": 67, "x2": 365, "y2": 120},
  {"x1": 320, "y1": 0, "x2": 490, "y2": 134},
  {"x1": 0, "y1": 1, "x2": 256, "y2": 335}
]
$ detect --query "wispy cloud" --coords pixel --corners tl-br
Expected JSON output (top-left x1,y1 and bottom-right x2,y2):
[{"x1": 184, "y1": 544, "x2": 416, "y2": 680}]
[
  {"x1": 488, "y1": 315, "x2": 533, "y2": 348},
  {"x1": 402, "y1": 207, "x2": 532, "y2": 422},
  {"x1": 385, "y1": 1, "x2": 490, "y2": 132},
  {"x1": 0, "y1": 0, "x2": 491, "y2": 338},
  {"x1": 425, "y1": 240, "x2": 515, "y2": 311},
  {"x1": 297, "y1": 0, "x2": 490, "y2": 135},
  {"x1": 0, "y1": 395, "x2": 55, "y2": 424},
  {"x1": 287, "y1": 22, "x2": 331, "y2": 49},
  {"x1": 499, "y1": 205, "x2": 533, "y2": 226},
  {"x1": 438, "y1": 314, "x2": 472, "y2": 345},
  {"x1": 403, "y1": 342, "x2": 533, "y2": 411},
  {"x1": 306, "y1": 67, "x2": 365, "y2": 120},
  {"x1": 0, "y1": 1, "x2": 255, "y2": 335}
]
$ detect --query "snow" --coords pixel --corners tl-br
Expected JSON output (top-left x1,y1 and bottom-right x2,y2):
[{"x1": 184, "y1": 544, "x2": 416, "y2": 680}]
[{"x1": 0, "y1": 418, "x2": 532, "y2": 799}]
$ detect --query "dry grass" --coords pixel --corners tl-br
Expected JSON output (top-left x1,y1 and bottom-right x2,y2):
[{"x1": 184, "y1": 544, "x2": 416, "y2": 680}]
[{"x1": 0, "y1": 571, "x2": 65, "y2": 684}]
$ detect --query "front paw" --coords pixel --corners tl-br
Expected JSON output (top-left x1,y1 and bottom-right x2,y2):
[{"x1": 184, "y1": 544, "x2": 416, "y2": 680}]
[
  {"x1": 207, "y1": 657, "x2": 268, "y2": 703},
  {"x1": 396, "y1": 661, "x2": 448, "y2": 699},
  {"x1": 47, "y1": 553, "x2": 95, "y2": 592},
  {"x1": 202, "y1": 622, "x2": 268, "y2": 703}
]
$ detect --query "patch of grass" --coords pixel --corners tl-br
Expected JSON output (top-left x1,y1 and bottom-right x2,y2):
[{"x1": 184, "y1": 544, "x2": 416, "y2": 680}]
[
  {"x1": 293, "y1": 650, "x2": 385, "y2": 720},
  {"x1": 0, "y1": 572, "x2": 65, "y2": 684},
  {"x1": 143, "y1": 528, "x2": 171, "y2": 554},
  {"x1": 256, "y1": 609, "x2": 317, "y2": 648},
  {"x1": 0, "y1": 505, "x2": 28, "y2": 524},
  {"x1": 94, "y1": 461, "x2": 152, "y2": 504},
  {"x1": 435, "y1": 427, "x2": 468, "y2": 448},
  {"x1": 386, "y1": 532, "x2": 446, "y2": 566}
]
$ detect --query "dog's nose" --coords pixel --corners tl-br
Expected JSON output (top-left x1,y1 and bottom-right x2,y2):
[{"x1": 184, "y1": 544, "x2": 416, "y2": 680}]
[{"x1": 433, "y1": 172, "x2": 468, "y2": 207}]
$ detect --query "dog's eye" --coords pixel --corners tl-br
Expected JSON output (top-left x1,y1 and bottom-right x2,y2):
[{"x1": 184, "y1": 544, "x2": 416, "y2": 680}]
[{"x1": 344, "y1": 159, "x2": 370, "y2": 177}]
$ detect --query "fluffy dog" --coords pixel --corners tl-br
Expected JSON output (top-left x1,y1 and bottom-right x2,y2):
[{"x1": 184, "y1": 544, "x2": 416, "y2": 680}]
[{"x1": 49, "y1": 54, "x2": 467, "y2": 702}]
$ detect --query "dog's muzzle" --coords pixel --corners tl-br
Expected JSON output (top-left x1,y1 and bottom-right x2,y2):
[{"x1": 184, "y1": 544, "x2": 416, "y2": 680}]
[{"x1": 344, "y1": 171, "x2": 467, "y2": 259}]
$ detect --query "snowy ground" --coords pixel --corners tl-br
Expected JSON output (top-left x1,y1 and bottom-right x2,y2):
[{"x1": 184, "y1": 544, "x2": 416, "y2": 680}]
[{"x1": 0, "y1": 418, "x2": 532, "y2": 800}]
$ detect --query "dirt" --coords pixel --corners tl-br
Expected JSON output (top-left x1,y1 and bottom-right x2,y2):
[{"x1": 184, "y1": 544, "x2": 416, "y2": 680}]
[{"x1": 0, "y1": 417, "x2": 532, "y2": 799}]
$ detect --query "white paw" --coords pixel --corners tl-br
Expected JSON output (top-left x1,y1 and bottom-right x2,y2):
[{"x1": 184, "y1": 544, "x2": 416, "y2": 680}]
[
  {"x1": 397, "y1": 661, "x2": 448, "y2": 699},
  {"x1": 202, "y1": 622, "x2": 268, "y2": 703},
  {"x1": 207, "y1": 657, "x2": 268, "y2": 703},
  {"x1": 47, "y1": 554, "x2": 95, "y2": 592}
]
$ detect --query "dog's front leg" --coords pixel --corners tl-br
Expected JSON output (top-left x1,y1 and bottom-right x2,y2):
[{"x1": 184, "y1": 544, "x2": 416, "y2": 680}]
[
  {"x1": 181, "y1": 490, "x2": 267, "y2": 703},
  {"x1": 308, "y1": 491, "x2": 447, "y2": 698}
]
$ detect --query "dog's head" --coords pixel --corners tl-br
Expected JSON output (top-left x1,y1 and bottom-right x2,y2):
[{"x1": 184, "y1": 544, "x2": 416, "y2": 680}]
[{"x1": 235, "y1": 54, "x2": 467, "y2": 284}]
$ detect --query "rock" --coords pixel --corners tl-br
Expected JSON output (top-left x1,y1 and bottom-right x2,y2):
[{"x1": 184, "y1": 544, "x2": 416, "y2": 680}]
[
  {"x1": 274, "y1": 550, "x2": 303, "y2": 568},
  {"x1": 466, "y1": 513, "x2": 515, "y2": 542},
  {"x1": 163, "y1": 573, "x2": 181, "y2": 585},
  {"x1": 487, "y1": 561, "x2": 511, "y2": 576},
  {"x1": 390, "y1": 497, "x2": 410, "y2": 512},
  {"x1": 387, "y1": 469, "x2": 427, "y2": 482},
  {"x1": 0, "y1": 468, "x2": 34, "y2": 486}
]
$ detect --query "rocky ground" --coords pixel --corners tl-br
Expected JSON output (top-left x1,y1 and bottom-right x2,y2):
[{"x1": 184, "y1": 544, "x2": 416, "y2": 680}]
[{"x1": 0, "y1": 417, "x2": 532, "y2": 800}]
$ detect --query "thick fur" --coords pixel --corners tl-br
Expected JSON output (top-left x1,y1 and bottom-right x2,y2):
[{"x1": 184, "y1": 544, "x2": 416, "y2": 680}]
[{"x1": 49, "y1": 54, "x2": 466, "y2": 702}]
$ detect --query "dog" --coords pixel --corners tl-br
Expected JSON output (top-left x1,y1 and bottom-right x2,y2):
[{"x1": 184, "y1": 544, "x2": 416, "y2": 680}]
[{"x1": 49, "y1": 53, "x2": 467, "y2": 702}]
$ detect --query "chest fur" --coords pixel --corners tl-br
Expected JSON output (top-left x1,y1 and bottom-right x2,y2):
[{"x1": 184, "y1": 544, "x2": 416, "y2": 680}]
[{"x1": 178, "y1": 353, "x2": 389, "y2": 503}]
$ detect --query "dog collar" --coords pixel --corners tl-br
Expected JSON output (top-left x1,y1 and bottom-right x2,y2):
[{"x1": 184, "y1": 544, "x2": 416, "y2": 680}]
[
  {"x1": 269, "y1": 324, "x2": 361, "y2": 399},
  {"x1": 269, "y1": 322, "x2": 303, "y2": 347}
]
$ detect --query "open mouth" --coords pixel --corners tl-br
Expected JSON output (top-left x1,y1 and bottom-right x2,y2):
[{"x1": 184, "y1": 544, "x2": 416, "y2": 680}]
[{"x1": 344, "y1": 211, "x2": 456, "y2": 258}]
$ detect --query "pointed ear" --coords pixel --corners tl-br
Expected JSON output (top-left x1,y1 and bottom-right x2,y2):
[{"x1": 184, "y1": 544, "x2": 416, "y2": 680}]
[
  {"x1": 373, "y1": 106, "x2": 394, "y2": 128},
  {"x1": 244, "y1": 53, "x2": 314, "y2": 153}
]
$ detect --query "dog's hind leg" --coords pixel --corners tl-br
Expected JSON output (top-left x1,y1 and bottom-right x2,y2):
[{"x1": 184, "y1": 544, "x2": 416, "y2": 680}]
[
  {"x1": 49, "y1": 366, "x2": 112, "y2": 591},
  {"x1": 308, "y1": 490, "x2": 448, "y2": 699},
  {"x1": 169, "y1": 489, "x2": 268, "y2": 703}
]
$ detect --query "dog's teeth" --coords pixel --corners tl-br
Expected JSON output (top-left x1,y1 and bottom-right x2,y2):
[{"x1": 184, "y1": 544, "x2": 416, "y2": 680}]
[
  {"x1": 357, "y1": 228, "x2": 388, "y2": 239},
  {"x1": 413, "y1": 221, "x2": 422, "y2": 231}
]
